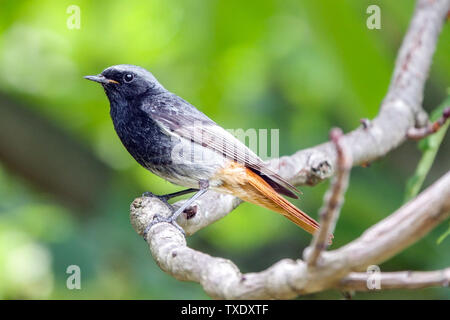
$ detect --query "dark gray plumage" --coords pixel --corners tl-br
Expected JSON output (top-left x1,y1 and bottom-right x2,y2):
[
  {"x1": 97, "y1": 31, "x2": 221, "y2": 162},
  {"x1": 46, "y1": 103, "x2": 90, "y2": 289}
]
[{"x1": 84, "y1": 65, "x2": 322, "y2": 238}]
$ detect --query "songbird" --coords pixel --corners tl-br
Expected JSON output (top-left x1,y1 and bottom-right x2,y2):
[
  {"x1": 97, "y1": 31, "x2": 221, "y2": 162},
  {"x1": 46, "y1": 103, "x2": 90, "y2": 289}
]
[{"x1": 85, "y1": 65, "x2": 320, "y2": 237}]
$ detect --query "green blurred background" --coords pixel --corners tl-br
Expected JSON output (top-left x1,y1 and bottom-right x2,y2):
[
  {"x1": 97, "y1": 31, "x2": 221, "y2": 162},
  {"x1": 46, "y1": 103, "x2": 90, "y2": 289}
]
[{"x1": 0, "y1": 0, "x2": 448, "y2": 299}]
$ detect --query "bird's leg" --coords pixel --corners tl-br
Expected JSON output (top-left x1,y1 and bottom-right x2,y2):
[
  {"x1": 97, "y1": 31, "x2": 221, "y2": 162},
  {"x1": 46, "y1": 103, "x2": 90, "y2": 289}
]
[
  {"x1": 143, "y1": 181, "x2": 209, "y2": 239},
  {"x1": 143, "y1": 188, "x2": 198, "y2": 201},
  {"x1": 142, "y1": 188, "x2": 198, "y2": 211}
]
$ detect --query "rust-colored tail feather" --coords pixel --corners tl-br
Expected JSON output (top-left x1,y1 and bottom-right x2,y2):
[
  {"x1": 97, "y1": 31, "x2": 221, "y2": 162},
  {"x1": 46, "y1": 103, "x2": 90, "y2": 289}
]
[
  {"x1": 216, "y1": 163, "x2": 321, "y2": 235},
  {"x1": 214, "y1": 163, "x2": 328, "y2": 237},
  {"x1": 243, "y1": 168, "x2": 320, "y2": 235}
]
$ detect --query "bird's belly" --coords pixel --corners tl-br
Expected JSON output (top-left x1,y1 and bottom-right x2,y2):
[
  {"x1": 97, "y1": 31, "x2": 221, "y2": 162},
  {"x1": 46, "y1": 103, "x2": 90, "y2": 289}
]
[
  {"x1": 145, "y1": 139, "x2": 228, "y2": 189},
  {"x1": 146, "y1": 163, "x2": 214, "y2": 188}
]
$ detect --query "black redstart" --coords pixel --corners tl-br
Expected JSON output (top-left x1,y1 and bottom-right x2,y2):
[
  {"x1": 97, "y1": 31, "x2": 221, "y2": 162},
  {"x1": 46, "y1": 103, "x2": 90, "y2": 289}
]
[{"x1": 85, "y1": 65, "x2": 321, "y2": 238}]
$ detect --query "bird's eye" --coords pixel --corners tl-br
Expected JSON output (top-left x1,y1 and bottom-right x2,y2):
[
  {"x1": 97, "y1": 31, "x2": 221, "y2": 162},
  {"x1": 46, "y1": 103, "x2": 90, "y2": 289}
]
[{"x1": 123, "y1": 73, "x2": 134, "y2": 83}]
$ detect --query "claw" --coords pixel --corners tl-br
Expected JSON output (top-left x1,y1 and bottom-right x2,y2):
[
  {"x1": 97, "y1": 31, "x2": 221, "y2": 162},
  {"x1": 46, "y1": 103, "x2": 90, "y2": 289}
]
[
  {"x1": 141, "y1": 187, "x2": 207, "y2": 241},
  {"x1": 142, "y1": 191, "x2": 154, "y2": 198},
  {"x1": 143, "y1": 214, "x2": 185, "y2": 241}
]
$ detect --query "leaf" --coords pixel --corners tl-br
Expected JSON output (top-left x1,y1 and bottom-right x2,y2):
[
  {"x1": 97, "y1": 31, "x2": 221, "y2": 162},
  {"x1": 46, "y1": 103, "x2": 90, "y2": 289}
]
[
  {"x1": 437, "y1": 222, "x2": 450, "y2": 245},
  {"x1": 403, "y1": 96, "x2": 450, "y2": 203}
]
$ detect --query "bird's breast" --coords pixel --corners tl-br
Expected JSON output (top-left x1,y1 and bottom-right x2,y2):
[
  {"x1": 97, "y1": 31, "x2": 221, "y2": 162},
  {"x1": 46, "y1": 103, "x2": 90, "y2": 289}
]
[{"x1": 111, "y1": 106, "x2": 175, "y2": 168}]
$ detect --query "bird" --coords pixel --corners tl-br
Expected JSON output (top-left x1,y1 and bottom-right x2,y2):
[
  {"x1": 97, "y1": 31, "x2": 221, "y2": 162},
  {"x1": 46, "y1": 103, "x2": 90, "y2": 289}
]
[{"x1": 85, "y1": 64, "x2": 321, "y2": 238}]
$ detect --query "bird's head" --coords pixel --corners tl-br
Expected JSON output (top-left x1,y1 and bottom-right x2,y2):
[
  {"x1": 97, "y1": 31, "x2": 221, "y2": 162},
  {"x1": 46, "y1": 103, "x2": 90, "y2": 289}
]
[{"x1": 84, "y1": 64, "x2": 165, "y2": 101}]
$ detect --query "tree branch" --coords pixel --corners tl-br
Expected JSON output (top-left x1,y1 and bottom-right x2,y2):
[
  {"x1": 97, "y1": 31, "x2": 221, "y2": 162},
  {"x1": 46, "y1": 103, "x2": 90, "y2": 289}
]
[
  {"x1": 130, "y1": 171, "x2": 450, "y2": 299},
  {"x1": 307, "y1": 128, "x2": 352, "y2": 266},
  {"x1": 407, "y1": 107, "x2": 450, "y2": 140},
  {"x1": 328, "y1": 171, "x2": 450, "y2": 272},
  {"x1": 129, "y1": 0, "x2": 450, "y2": 299}
]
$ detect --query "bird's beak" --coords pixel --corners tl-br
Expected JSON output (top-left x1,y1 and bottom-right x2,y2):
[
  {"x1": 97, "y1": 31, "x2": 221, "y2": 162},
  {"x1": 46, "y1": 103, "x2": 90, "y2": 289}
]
[{"x1": 84, "y1": 74, "x2": 119, "y2": 85}]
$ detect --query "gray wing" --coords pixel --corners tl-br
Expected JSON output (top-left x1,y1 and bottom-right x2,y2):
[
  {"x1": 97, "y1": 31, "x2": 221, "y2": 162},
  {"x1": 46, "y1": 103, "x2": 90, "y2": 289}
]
[{"x1": 141, "y1": 94, "x2": 300, "y2": 198}]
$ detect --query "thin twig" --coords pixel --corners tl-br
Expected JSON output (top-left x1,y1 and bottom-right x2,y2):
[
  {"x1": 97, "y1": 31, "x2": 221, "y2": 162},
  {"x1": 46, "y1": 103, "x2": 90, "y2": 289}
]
[
  {"x1": 339, "y1": 268, "x2": 450, "y2": 291},
  {"x1": 407, "y1": 107, "x2": 450, "y2": 140},
  {"x1": 307, "y1": 128, "x2": 352, "y2": 266}
]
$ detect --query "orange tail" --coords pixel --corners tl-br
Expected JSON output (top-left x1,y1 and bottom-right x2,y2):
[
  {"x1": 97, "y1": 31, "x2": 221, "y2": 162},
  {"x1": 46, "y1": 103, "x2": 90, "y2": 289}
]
[
  {"x1": 215, "y1": 163, "x2": 321, "y2": 236},
  {"x1": 243, "y1": 168, "x2": 320, "y2": 235}
]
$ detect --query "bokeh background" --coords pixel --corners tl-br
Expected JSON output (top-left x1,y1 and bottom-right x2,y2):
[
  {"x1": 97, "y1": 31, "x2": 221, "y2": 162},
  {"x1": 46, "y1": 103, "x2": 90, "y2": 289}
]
[{"x1": 0, "y1": 0, "x2": 448, "y2": 299}]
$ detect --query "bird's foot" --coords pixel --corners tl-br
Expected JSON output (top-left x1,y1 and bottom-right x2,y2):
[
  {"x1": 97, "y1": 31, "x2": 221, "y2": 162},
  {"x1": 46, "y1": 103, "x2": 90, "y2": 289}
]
[
  {"x1": 141, "y1": 187, "x2": 206, "y2": 241},
  {"x1": 143, "y1": 213, "x2": 185, "y2": 241}
]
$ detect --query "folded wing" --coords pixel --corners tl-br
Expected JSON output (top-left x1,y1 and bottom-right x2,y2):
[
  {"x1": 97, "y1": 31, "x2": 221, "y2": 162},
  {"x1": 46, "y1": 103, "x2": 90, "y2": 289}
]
[{"x1": 143, "y1": 97, "x2": 300, "y2": 198}]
